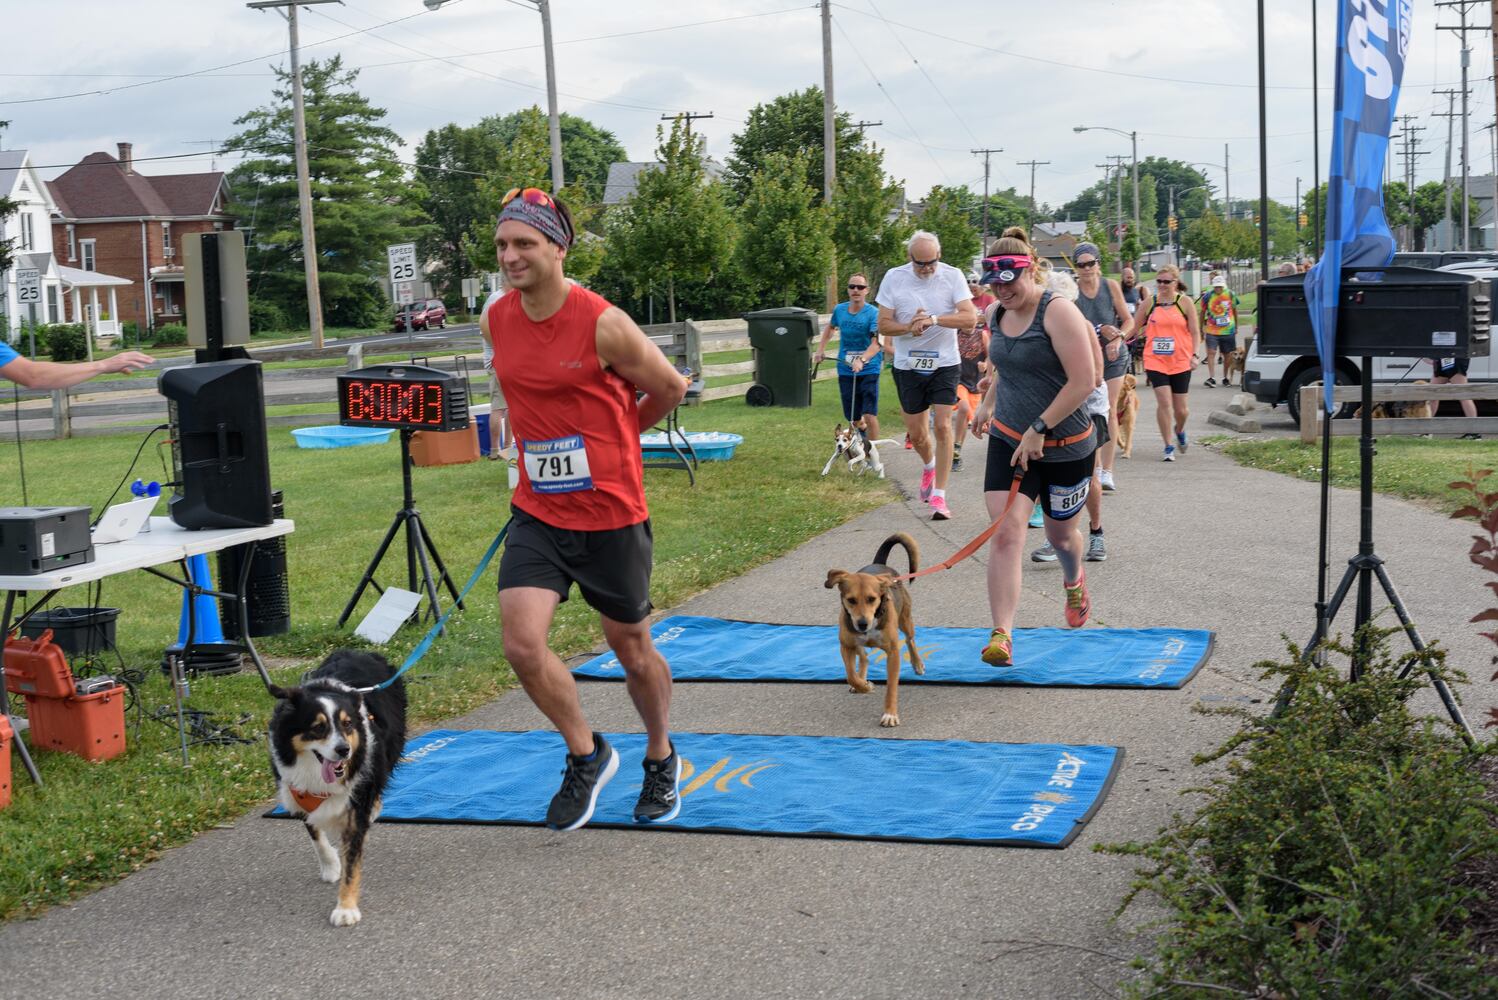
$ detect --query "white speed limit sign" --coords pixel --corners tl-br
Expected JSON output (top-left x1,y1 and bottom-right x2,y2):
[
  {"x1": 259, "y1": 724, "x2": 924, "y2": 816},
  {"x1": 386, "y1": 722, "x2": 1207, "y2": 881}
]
[
  {"x1": 387, "y1": 243, "x2": 417, "y2": 286},
  {"x1": 15, "y1": 267, "x2": 40, "y2": 306}
]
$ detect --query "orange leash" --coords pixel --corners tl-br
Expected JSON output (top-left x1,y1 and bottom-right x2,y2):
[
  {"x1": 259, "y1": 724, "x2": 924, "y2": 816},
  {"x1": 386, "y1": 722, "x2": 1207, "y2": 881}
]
[
  {"x1": 889, "y1": 420, "x2": 1091, "y2": 583},
  {"x1": 890, "y1": 473, "x2": 1023, "y2": 583}
]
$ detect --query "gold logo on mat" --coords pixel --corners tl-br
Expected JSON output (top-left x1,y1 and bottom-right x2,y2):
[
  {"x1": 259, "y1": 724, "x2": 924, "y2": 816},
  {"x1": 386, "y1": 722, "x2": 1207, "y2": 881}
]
[
  {"x1": 679, "y1": 757, "x2": 778, "y2": 797},
  {"x1": 868, "y1": 644, "x2": 942, "y2": 667},
  {"x1": 1033, "y1": 791, "x2": 1075, "y2": 805}
]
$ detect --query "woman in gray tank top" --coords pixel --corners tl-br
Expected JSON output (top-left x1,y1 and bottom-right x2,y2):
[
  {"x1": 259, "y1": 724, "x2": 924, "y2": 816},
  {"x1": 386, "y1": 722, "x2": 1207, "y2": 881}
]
[
  {"x1": 968, "y1": 229, "x2": 1099, "y2": 668},
  {"x1": 1071, "y1": 243, "x2": 1134, "y2": 495}
]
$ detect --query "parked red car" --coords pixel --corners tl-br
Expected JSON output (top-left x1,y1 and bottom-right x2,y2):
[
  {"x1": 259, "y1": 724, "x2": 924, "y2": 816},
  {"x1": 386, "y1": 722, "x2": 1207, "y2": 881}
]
[{"x1": 393, "y1": 298, "x2": 448, "y2": 332}]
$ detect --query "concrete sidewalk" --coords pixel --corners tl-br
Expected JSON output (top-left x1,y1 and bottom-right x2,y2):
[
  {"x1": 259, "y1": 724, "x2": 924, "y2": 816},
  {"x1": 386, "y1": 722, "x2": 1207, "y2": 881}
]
[{"x1": 2, "y1": 385, "x2": 1494, "y2": 1000}]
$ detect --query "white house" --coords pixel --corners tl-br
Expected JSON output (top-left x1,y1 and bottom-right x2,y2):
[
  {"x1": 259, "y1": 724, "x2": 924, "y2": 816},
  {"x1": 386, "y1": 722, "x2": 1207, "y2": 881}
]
[{"x1": 0, "y1": 149, "x2": 66, "y2": 338}]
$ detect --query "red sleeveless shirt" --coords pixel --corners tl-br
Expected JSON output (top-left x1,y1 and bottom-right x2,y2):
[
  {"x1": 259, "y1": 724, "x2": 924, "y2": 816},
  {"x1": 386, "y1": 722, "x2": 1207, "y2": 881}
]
[{"x1": 490, "y1": 285, "x2": 649, "y2": 530}]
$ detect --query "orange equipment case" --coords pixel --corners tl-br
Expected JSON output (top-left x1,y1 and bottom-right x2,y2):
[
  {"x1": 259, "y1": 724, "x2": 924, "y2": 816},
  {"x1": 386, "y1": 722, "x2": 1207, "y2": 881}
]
[
  {"x1": 0, "y1": 714, "x2": 12, "y2": 810},
  {"x1": 24, "y1": 686, "x2": 126, "y2": 762},
  {"x1": 410, "y1": 423, "x2": 480, "y2": 467},
  {"x1": 3, "y1": 629, "x2": 75, "y2": 699}
]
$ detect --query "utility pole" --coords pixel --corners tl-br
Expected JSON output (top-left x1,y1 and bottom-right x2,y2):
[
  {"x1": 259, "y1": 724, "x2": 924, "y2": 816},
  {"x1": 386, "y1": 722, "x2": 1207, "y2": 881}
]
[
  {"x1": 1107, "y1": 154, "x2": 1127, "y2": 250},
  {"x1": 1017, "y1": 159, "x2": 1050, "y2": 233},
  {"x1": 1434, "y1": 90, "x2": 1461, "y2": 249},
  {"x1": 821, "y1": 0, "x2": 837, "y2": 310},
  {"x1": 1395, "y1": 115, "x2": 1430, "y2": 249},
  {"x1": 971, "y1": 147, "x2": 1004, "y2": 248},
  {"x1": 536, "y1": 0, "x2": 564, "y2": 191},
  {"x1": 248, "y1": 0, "x2": 339, "y2": 350},
  {"x1": 1437, "y1": 0, "x2": 1490, "y2": 250},
  {"x1": 660, "y1": 111, "x2": 714, "y2": 139},
  {"x1": 851, "y1": 120, "x2": 882, "y2": 136},
  {"x1": 1311, "y1": 0, "x2": 1320, "y2": 258},
  {"x1": 1295, "y1": 176, "x2": 1301, "y2": 253},
  {"x1": 1224, "y1": 143, "x2": 1231, "y2": 220}
]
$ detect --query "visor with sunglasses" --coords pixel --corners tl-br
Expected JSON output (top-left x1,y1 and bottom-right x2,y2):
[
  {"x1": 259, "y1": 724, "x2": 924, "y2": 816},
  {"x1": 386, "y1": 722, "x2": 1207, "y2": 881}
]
[
  {"x1": 497, "y1": 186, "x2": 573, "y2": 248},
  {"x1": 980, "y1": 254, "x2": 1033, "y2": 285}
]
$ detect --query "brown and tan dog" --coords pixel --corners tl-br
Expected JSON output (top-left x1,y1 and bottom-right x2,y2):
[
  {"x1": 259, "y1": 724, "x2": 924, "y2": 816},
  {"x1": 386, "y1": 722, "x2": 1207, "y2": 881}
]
[
  {"x1": 1358, "y1": 381, "x2": 1434, "y2": 420},
  {"x1": 1115, "y1": 372, "x2": 1141, "y2": 459},
  {"x1": 825, "y1": 532, "x2": 924, "y2": 727},
  {"x1": 1223, "y1": 348, "x2": 1247, "y2": 387}
]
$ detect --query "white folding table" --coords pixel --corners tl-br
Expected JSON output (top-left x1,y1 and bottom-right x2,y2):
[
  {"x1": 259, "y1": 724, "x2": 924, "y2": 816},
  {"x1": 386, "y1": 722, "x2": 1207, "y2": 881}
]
[{"x1": 0, "y1": 517, "x2": 295, "y2": 783}]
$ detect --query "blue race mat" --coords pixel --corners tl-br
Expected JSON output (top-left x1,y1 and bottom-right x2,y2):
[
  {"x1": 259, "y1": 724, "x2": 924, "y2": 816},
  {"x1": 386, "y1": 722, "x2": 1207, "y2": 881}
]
[
  {"x1": 270, "y1": 729, "x2": 1122, "y2": 848},
  {"x1": 573, "y1": 615, "x2": 1212, "y2": 689}
]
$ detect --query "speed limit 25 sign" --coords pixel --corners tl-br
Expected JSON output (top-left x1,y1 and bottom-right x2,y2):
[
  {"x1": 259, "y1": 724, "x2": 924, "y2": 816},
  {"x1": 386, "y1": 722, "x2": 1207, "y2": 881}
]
[{"x1": 15, "y1": 267, "x2": 41, "y2": 305}]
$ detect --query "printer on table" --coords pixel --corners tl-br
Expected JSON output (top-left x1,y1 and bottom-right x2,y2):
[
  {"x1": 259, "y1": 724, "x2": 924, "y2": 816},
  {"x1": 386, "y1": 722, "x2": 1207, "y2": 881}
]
[{"x1": 0, "y1": 507, "x2": 93, "y2": 576}]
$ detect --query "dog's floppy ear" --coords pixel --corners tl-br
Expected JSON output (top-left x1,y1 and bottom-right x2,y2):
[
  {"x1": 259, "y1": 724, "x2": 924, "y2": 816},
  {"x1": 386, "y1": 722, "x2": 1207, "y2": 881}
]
[
  {"x1": 266, "y1": 683, "x2": 300, "y2": 701},
  {"x1": 825, "y1": 569, "x2": 849, "y2": 589}
]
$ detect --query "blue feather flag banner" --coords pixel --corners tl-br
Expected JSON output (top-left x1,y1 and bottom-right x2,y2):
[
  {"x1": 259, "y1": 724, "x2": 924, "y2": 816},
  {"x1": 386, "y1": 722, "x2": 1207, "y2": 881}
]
[{"x1": 1306, "y1": 0, "x2": 1411, "y2": 413}]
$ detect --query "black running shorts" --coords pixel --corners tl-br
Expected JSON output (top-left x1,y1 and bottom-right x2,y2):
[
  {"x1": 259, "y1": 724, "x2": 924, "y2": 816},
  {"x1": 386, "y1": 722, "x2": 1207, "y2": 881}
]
[
  {"x1": 497, "y1": 506, "x2": 654, "y2": 623},
  {"x1": 1145, "y1": 369, "x2": 1192, "y2": 393},
  {"x1": 983, "y1": 435, "x2": 1096, "y2": 521},
  {"x1": 893, "y1": 364, "x2": 960, "y2": 414}
]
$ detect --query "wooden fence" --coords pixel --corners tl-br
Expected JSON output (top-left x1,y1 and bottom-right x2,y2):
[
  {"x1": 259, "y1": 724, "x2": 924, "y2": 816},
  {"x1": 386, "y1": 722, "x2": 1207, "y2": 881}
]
[{"x1": 1298, "y1": 381, "x2": 1498, "y2": 442}]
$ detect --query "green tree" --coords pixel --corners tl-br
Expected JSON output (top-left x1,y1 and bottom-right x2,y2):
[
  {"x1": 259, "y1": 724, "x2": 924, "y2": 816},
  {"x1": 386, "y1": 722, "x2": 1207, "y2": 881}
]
[
  {"x1": 1135, "y1": 157, "x2": 1211, "y2": 236},
  {"x1": 476, "y1": 108, "x2": 626, "y2": 208},
  {"x1": 725, "y1": 87, "x2": 859, "y2": 203},
  {"x1": 1180, "y1": 210, "x2": 1229, "y2": 263},
  {"x1": 604, "y1": 117, "x2": 736, "y2": 322},
  {"x1": 414, "y1": 123, "x2": 503, "y2": 294},
  {"x1": 226, "y1": 57, "x2": 431, "y2": 327},
  {"x1": 460, "y1": 108, "x2": 603, "y2": 284},
  {"x1": 831, "y1": 144, "x2": 911, "y2": 289},
  {"x1": 1083, "y1": 216, "x2": 1113, "y2": 270},
  {"x1": 0, "y1": 121, "x2": 15, "y2": 280},
  {"x1": 917, "y1": 185, "x2": 981, "y2": 272},
  {"x1": 735, "y1": 151, "x2": 835, "y2": 308},
  {"x1": 1060, "y1": 178, "x2": 1112, "y2": 223}
]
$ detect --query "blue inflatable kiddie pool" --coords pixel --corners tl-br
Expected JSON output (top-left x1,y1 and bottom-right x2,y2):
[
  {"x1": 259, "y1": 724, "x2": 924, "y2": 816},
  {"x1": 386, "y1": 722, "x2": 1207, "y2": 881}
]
[
  {"x1": 639, "y1": 431, "x2": 743, "y2": 461},
  {"x1": 291, "y1": 426, "x2": 396, "y2": 449}
]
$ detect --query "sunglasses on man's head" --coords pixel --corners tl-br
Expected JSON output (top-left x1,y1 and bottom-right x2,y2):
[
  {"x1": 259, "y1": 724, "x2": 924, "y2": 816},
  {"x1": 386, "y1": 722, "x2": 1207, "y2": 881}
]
[
  {"x1": 1076, "y1": 259, "x2": 1099, "y2": 269},
  {"x1": 847, "y1": 283, "x2": 867, "y2": 290},
  {"x1": 501, "y1": 186, "x2": 556, "y2": 209}
]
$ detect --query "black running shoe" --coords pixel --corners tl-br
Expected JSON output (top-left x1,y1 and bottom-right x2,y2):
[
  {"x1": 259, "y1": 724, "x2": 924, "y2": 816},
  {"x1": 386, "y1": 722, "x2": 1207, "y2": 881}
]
[
  {"x1": 634, "y1": 743, "x2": 682, "y2": 823},
  {"x1": 546, "y1": 732, "x2": 618, "y2": 831}
]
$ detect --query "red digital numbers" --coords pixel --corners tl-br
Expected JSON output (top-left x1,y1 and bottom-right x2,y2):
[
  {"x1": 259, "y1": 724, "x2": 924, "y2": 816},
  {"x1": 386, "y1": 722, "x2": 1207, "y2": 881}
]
[{"x1": 343, "y1": 379, "x2": 445, "y2": 427}]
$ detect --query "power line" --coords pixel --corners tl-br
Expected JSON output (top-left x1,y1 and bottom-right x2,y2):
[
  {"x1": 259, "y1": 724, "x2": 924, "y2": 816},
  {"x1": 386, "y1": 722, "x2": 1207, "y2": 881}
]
[{"x1": 828, "y1": 14, "x2": 950, "y2": 182}]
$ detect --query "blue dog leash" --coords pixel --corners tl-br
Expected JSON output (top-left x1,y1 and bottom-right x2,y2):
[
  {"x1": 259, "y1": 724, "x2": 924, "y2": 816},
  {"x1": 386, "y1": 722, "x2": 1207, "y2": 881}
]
[{"x1": 356, "y1": 518, "x2": 511, "y2": 693}]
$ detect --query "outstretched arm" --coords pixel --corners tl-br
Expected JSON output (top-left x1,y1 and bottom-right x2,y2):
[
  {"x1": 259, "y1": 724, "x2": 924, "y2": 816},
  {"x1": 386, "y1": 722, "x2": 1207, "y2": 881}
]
[{"x1": 0, "y1": 351, "x2": 154, "y2": 390}]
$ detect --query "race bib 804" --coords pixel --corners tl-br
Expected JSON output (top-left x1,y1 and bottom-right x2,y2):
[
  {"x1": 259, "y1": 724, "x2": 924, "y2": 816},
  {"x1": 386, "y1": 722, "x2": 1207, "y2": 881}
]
[{"x1": 521, "y1": 434, "x2": 593, "y2": 493}]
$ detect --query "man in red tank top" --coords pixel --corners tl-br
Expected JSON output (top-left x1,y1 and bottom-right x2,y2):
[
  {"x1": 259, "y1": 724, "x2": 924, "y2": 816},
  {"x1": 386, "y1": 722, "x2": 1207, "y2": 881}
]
[{"x1": 488, "y1": 188, "x2": 687, "y2": 831}]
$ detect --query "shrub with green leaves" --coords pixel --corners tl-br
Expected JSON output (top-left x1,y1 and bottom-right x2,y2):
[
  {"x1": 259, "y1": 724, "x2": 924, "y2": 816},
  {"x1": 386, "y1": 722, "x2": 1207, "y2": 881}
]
[
  {"x1": 1104, "y1": 627, "x2": 1498, "y2": 997},
  {"x1": 248, "y1": 298, "x2": 288, "y2": 335},
  {"x1": 40, "y1": 323, "x2": 88, "y2": 361},
  {"x1": 152, "y1": 323, "x2": 188, "y2": 347}
]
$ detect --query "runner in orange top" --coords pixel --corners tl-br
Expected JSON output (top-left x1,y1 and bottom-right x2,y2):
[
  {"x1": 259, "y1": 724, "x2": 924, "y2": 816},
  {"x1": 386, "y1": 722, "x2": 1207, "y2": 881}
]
[
  {"x1": 489, "y1": 187, "x2": 687, "y2": 832},
  {"x1": 1134, "y1": 263, "x2": 1201, "y2": 461}
]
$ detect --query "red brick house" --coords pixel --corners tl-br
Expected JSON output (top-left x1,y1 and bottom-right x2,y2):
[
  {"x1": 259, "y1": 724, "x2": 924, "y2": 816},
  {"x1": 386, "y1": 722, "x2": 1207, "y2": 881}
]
[{"x1": 47, "y1": 143, "x2": 235, "y2": 333}]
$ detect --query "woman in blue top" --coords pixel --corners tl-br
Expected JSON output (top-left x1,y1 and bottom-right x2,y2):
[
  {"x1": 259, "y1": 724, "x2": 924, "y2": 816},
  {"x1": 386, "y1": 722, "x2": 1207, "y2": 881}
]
[{"x1": 815, "y1": 272, "x2": 883, "y2": 441}]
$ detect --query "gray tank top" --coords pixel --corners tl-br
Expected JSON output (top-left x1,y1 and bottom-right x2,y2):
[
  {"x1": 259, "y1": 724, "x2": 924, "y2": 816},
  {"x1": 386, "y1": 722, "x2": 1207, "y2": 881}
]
[
  {"x1": 989, "y1": 291, "x2": 1095, "y2": 462},
  {"x1": 1075, "y1": 279, "x2": 1115, "y2": 334}
]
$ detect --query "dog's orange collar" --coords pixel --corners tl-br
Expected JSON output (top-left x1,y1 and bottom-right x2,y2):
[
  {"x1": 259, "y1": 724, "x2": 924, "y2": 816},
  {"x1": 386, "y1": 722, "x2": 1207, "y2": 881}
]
[{"x1": 290, "y1": 787, "x2": 331, "y2": 814}]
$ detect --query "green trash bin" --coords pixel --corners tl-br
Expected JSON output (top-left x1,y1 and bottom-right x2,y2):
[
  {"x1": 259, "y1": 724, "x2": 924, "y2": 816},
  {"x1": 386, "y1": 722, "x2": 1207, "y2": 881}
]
[{"x1": 743, "y1": 306, "x2": 819, "y2": 408}]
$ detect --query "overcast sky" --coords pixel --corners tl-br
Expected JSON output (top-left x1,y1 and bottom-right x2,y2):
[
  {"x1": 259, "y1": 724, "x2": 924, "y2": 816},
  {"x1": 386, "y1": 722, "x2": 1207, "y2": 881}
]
[{"x1": 3, "y1": 0, "x2": 1492, "y2": 213}]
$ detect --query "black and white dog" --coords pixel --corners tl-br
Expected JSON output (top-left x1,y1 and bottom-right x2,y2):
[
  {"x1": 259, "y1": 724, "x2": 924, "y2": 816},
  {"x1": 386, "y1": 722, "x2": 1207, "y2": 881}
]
[
  {"x1": 821, "y1": 422, "x2": 899, "y2": 479},
  {"x1": 268, "y1": 650, "x2": 407, "y2": 927}
]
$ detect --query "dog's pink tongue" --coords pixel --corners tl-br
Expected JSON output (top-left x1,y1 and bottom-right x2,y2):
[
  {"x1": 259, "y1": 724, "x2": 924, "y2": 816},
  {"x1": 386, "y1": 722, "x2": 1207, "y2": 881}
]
[{"x1": 321, "y1": 758, "x2": 339, "y2": 784}]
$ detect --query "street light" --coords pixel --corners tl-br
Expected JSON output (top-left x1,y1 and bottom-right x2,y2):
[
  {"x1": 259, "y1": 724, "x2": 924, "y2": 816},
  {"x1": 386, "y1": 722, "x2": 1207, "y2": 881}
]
[
  {"x1": 425, "y1": 0, "x2": 564, "y2": 191},
  {"x1": 1075, "y1": 126, "x2": 1138, "y2": 253},
  {"x1": 247, "y1": 0, "x2": 344, "y2": 350},
  {"x1": 1165, "y1": 184, "x2": 1212, "y2": 264}
]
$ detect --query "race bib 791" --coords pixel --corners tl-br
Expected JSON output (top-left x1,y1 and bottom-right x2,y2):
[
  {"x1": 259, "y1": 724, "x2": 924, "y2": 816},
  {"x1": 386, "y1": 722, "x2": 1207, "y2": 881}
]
[{"x1": 521, "y1": 434, "x2": 593, "y2": 493}]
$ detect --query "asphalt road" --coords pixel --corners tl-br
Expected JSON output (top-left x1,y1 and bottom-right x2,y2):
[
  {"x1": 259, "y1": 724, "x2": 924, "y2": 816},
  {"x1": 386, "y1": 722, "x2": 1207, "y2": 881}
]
[{"x1": 2, "y1": 384, "x2": 1493, "y2": 999}]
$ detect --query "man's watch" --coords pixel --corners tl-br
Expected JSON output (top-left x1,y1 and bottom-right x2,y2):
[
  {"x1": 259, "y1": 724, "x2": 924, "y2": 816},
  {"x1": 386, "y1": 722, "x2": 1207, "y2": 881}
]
[{"x1": 1029, "y1": 417, "x2": 1048, "y2": 435}]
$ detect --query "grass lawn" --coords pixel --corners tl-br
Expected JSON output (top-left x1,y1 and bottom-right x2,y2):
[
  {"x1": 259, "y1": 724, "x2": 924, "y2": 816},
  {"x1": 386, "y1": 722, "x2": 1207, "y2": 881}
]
[
  {"x1": 1216, "y1": 435, "x2": 1498, "y2": 514},
  {"x1": 0, "y1": 388, "x2": 895, "y2": 920}
]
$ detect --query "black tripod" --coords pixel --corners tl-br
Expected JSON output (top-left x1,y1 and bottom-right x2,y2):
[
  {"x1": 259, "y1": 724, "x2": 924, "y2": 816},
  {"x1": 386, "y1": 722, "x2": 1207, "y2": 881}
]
[
  {"x1": 1280, "y1": 359, "x2": 1475, "y2": 742},
  {"x1": 338, "y1": 429, "x2": 462, "y2": 629}
]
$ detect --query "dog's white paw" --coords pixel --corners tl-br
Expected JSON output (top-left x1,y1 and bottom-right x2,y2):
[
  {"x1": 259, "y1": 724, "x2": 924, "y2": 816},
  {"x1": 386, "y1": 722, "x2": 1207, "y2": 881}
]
[
  {"x1": 850, "y1": 681, "x2": 873, "y2": 694},
  {"x1": 880, "y1": 713, "x2": 900, "y2": 727},
  {"x1": 319, "y1": 860, "x2": 341, "y2": 883},
  {"x1": 913, "y1": 661, "x2": 925, "y2": 676},
  {"x1": 329, "y1": 904, "x2": 362, "y2": 927}
]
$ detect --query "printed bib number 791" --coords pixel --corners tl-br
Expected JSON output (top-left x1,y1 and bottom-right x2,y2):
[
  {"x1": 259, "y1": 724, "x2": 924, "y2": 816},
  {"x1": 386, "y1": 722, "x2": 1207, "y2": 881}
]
[{"x1": 521, "y1": 434, "x2": 593, "y2": 493}]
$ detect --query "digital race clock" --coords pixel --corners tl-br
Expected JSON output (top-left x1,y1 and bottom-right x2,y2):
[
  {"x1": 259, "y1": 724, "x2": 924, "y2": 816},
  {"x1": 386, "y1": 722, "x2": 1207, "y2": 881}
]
[{"x1": 337, "y1": 364, "x2": 470, "y2": 432}]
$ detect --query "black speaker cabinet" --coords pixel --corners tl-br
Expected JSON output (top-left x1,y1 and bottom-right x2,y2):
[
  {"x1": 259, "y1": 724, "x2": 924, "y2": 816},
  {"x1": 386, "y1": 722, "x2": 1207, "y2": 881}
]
[
  {"x1": 159, "y1": 360, "x2": 273, "y2": 530},
  {"x1": 1256, "y1": 266, "x2": 1491, "y2": 358}
]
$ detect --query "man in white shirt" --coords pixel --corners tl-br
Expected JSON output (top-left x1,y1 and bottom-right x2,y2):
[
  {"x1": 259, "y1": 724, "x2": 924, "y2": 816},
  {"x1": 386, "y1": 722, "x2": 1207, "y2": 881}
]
[{"x1": 875, "y1": 231, "x2": 978, "y2": 520}]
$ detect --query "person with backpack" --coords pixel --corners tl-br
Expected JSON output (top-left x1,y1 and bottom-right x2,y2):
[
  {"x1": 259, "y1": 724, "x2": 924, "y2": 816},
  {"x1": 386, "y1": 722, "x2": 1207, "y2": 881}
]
[
  {"x1": 1197, "y1": 272, "x2": 1240, "y2": 387},
  {"x1": 1133, "y1": 263, "x2": 1201, "y2": 461}
]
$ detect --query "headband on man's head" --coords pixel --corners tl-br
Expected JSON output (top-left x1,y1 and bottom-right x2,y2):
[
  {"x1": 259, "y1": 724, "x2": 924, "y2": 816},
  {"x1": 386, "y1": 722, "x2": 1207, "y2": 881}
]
[{"x1": 498, "y1": 187, "x2": 574, "y2": 249}]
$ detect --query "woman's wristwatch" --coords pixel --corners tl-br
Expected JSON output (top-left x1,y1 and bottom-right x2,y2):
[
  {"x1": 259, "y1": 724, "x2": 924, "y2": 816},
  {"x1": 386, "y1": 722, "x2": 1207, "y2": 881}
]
[{"x1": 1030, "y1": 417, "x2": 1048, "y2": 435}]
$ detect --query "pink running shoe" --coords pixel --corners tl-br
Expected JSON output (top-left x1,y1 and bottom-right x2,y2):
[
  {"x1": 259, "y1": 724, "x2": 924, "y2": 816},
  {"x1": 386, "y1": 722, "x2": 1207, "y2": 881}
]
[
  {"x1": 919, "y1": 467, "x2": 936, "y2": 502},
  {"x1": 929, "y1": 495, "x2": 951, "y2": 520},
  {"x1": 1063, "y1": 570, "x2": 1091, "y2": 628}
]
